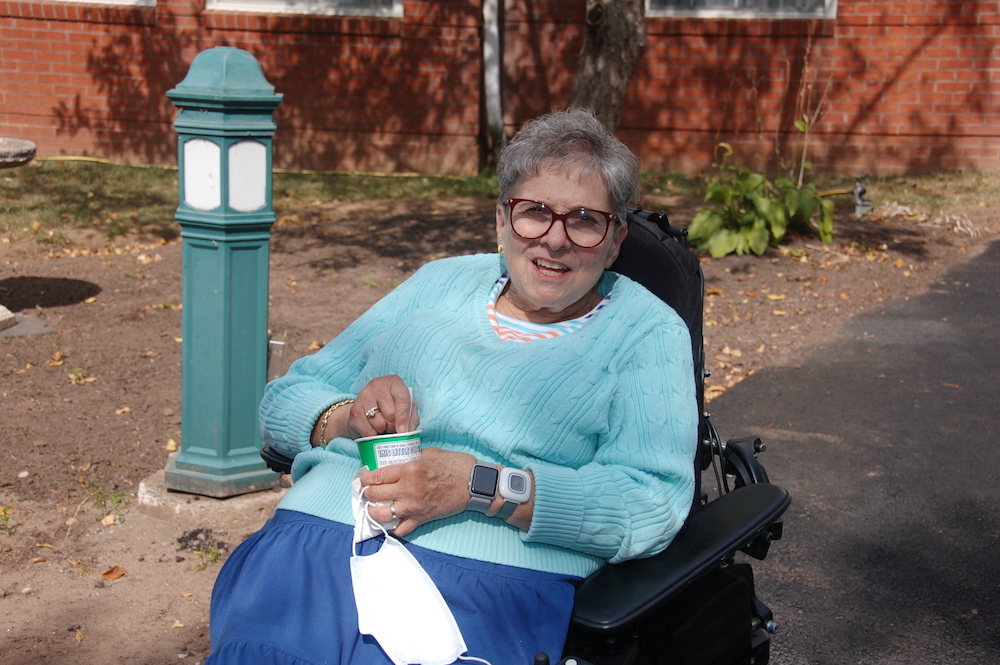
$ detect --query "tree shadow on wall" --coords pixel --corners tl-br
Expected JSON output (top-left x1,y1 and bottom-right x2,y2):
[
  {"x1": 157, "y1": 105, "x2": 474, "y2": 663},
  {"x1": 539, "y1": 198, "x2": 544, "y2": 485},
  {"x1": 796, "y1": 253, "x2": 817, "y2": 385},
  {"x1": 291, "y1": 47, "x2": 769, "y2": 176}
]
[
  {"x1": 52, "y1": 22, "x2": 199, "y2": 165},
  {"x1": 623, "y1": 2, "x2": 995, "y2": 173},
  {"x1": 263, "y1": 9, "x2": 488, "y2": 173},
  {"x1": 501, "y1": 0, "x2": 583, "y2": 128},
  {"x1": 51, "y1": 6, "x2": 488, "y2": 173}
]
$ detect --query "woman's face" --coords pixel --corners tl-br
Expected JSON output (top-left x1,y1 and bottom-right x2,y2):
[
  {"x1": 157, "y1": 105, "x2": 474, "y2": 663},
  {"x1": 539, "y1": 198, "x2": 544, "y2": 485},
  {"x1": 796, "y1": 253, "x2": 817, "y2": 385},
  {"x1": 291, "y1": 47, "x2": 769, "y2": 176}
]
[{"x1": 495, "y1": 164, "x2": 627, "y2": 323}]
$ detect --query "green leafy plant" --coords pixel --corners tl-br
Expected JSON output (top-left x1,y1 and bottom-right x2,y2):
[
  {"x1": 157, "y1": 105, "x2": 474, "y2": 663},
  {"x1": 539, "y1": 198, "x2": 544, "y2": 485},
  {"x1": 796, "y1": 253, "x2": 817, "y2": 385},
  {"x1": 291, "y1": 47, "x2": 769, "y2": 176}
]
[{"x1": 688, "y1": 143, "x2": 834, "y2": 258}]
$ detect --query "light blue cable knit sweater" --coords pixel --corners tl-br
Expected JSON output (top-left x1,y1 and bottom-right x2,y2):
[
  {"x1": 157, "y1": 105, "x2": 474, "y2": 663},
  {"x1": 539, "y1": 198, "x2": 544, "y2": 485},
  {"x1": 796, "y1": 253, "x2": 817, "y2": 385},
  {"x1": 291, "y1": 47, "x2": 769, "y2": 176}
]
[{"x1": 260, "y1": 254, "x2": 697, "y2": 579}]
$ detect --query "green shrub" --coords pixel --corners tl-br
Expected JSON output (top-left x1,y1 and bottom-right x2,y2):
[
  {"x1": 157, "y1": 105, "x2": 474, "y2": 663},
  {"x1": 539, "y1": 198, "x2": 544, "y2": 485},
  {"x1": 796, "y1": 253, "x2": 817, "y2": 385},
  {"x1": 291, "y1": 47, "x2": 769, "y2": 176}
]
[{"x1": 688, "y1": 144, "x2": 834, "y2": 258}]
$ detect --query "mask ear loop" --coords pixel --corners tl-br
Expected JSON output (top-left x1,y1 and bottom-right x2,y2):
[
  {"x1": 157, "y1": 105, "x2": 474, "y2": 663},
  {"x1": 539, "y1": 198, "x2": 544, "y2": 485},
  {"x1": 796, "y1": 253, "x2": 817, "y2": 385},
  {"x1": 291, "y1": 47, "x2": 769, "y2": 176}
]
[{"x1": 354, "y1": 485, "x2": 392, "y2": 556}]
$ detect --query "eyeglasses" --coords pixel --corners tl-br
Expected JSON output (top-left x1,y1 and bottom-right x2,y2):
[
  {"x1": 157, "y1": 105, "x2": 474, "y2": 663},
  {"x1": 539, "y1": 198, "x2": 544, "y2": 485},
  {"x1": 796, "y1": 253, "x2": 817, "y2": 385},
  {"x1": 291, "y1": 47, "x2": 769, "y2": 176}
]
[{"x1": 505, "y1": 198, "x2": 618, "y2": 248}]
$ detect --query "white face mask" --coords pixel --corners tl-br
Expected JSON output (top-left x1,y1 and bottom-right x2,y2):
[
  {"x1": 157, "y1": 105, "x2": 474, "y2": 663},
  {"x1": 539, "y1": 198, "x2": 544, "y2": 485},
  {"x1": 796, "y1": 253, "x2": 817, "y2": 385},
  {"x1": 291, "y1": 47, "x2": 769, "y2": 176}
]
[{"x1": 350, "y1": 479, "x2": 479, "y2": 665}]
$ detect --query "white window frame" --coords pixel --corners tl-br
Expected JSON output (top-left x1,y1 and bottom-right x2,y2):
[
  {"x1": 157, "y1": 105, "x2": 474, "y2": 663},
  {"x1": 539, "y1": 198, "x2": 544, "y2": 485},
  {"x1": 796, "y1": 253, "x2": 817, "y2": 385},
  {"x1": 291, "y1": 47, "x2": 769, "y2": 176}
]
[
  {"x1": 206, "y1": 0, "x2": 402, "y2": 17},
  {"x1": 646, "y1": 0, "x2": 837, "y2": 20},
  {"x1": 50, "y1": 0, "x2": 155, "y2": 6}
]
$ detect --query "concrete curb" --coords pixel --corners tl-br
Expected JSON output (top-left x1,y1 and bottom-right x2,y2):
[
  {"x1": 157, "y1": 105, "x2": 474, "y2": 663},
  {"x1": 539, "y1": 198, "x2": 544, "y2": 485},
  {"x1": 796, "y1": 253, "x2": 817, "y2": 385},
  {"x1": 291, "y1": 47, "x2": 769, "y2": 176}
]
[{"x1": 137, "y1": 468, "x2": 287, "y2": 531}]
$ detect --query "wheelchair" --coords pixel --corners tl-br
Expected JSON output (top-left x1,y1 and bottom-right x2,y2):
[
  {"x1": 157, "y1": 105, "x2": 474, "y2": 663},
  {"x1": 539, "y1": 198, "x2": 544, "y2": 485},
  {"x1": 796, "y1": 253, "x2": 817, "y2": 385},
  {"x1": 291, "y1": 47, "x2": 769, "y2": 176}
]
[{"x1": 261, "y1": 208, "x2": 791, "y2": 665}]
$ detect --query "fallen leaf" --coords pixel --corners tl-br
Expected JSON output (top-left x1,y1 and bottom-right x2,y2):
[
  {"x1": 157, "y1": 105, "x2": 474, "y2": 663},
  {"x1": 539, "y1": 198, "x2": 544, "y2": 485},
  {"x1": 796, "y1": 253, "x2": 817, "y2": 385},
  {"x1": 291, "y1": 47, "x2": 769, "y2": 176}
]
[
  {"x1": 706, "y1": 288, "x2": 724, "y2": 296},
  {"x1": 79, "y1": 461, "x2": 92, "y2": 472},
  {"x1": 33, "y1": 556, "x2": 46, "y2": 563},
  {"x1": 165, "y1": 438, "x2": 178, "y2": 452},
  {"x1": 174, "y1": 337, "x2": 183, "y2": 343},
  {"x1": 839, "y1": 293, "x2": 851, "y2": 300},
  {"x1": 171, "y1": 620, "x2": 185, "y2": 629},
  {"x1": 182, "y1": 592, "x2": 193, "y2": 597},
  {"x1": 308, "y1": 340, "x2": 322, "y2": 351},
  {"x1": 101, "y1": 565, "x2": 127, "y2": 580},
  {"x1": 35, "y1": 543, "x2": 53, "y2": 549},
  {"x1": 115, "y1": 406, "x2": 131, "y2": 415},
  {"x1": 772, "y1": 310, "x2": 788, "y2": 316},
  {"x1": 756, "y1": 344, "x2": 767, "y2": 353},
  {"x1": 894, "y1": 259, "x2": 907, "y2": 268},
  {"x1": 101, "y1": 514, "x2": 117, "y2": 526},
  {"x1": 766, "y1": 294, "x2": 786, "y2": 301},
  {"x1": 70, "y1": 560, "x2": 81, "y2": 566},
  {"x1": 84, "y1": 297, "x2": 97, "y2": 304},
  {"x1": 704, "y1": 385, "x2": 727, "y2": 403},
  {"x1": 75, "y1": 628, "x2": 84, "y2": 646}
]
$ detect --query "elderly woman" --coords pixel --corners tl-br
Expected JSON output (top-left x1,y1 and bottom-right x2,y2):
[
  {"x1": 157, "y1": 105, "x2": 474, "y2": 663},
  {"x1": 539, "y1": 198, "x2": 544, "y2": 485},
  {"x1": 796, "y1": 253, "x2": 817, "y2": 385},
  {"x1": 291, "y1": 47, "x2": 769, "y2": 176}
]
[{"x1": 207, "y1": 110, "x2": 698, "y2": 665}]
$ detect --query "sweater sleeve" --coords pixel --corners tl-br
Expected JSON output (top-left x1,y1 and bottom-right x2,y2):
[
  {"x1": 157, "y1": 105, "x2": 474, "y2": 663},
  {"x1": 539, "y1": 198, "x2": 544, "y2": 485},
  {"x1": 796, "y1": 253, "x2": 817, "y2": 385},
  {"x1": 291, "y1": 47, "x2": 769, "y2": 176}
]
[
  {"x1": 522, "y1": 316, "x2": 698, "y2": 563},
  {"x1": 258, "y1": 260, "x2": 444, "y2": 459}
]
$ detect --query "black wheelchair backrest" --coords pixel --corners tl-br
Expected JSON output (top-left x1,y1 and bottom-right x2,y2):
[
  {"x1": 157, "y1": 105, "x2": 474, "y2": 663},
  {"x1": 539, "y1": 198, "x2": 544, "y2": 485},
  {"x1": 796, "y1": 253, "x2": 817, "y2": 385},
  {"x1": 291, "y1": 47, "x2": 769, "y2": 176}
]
[{"x1": 611, "y1": 209, "x2": 706, "y2": 415}]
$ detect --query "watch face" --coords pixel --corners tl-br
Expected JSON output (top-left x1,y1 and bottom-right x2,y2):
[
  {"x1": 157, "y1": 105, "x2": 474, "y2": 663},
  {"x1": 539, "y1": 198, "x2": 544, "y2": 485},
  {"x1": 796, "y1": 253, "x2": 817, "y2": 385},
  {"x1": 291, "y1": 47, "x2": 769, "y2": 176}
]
[
  {"x1": 470, "y1": 465, "x2": 499, "y2": 496},
  {"x1": 508, "y1": 474, "x2": 527, "y2": 493}
]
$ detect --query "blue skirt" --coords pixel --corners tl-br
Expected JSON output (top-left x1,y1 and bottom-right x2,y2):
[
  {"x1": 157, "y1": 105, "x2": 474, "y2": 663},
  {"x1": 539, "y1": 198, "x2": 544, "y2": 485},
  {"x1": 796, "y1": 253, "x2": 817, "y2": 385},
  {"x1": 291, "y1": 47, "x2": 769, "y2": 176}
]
[{"x1": 207, "y1": 510, "x2": 580, "y2": 665}]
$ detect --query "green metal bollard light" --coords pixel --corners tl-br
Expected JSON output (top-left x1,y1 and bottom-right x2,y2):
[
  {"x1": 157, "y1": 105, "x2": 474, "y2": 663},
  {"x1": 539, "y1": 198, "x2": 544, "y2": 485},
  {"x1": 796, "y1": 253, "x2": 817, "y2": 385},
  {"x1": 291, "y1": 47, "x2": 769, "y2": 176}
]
[{"x1": 163, "y1": 47, "x2": 283, "y2": 498}]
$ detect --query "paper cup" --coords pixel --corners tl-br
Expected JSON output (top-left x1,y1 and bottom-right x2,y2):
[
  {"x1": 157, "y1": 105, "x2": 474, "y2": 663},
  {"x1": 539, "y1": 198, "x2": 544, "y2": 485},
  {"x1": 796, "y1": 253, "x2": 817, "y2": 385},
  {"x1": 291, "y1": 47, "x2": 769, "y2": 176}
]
[{"x1": 355, "y1": 430, "x2": 421, "y2": 470}]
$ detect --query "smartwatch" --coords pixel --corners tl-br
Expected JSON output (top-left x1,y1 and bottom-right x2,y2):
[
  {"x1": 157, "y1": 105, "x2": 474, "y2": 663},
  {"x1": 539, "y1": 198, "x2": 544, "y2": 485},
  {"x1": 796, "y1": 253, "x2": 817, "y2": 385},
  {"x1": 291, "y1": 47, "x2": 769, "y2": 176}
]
[
  {"x1": 496, "y1": 467, "x2": 532, "y2": 519},
  {"x1": 467, "y1": 463, "x2": 500, "y2": 513}
]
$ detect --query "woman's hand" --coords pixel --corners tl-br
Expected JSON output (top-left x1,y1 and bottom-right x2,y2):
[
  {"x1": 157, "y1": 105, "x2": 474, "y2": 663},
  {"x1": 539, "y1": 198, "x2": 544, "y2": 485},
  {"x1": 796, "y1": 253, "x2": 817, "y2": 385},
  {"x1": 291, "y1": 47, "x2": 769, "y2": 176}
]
[
  {"x1": 310, "y1": 375, "x2": 419, "y2": 445},
  {"x1": 360, "y1": 448, "x2": 476, "y2": 537},
  {"x1": 350, "y1": 374, "x2": 419, "y2": 438}
]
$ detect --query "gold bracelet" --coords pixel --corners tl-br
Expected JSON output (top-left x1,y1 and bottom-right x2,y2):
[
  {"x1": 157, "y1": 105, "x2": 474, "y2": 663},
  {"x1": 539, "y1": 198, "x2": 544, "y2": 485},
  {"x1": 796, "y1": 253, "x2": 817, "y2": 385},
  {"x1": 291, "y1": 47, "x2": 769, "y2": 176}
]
[{"x1": 318, "y1": 399, "x2": 355, "y2": 446}]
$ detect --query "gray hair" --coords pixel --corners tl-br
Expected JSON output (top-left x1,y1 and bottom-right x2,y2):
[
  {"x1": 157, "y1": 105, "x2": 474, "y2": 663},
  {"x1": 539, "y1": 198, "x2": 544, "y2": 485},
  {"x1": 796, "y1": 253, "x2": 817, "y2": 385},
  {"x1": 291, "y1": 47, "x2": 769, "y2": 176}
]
[{"x1": 496, "y1": 110, "x2": 641, "y2": 222}]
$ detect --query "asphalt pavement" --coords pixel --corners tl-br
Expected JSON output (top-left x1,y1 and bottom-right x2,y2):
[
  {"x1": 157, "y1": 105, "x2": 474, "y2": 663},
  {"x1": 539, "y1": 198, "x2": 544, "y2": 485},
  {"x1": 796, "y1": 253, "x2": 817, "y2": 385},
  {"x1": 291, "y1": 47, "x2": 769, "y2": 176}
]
[{"x1": 708, "y1": 239, "x2": 1000, "y2": 665}]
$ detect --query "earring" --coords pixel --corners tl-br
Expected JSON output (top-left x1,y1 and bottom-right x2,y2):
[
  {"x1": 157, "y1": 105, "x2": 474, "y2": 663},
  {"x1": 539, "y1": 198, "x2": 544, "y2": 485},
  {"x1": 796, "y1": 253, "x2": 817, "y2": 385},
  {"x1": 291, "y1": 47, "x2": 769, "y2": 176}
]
[{"x1": 497, "y1": 244, "x2": 504, "y2": 255}]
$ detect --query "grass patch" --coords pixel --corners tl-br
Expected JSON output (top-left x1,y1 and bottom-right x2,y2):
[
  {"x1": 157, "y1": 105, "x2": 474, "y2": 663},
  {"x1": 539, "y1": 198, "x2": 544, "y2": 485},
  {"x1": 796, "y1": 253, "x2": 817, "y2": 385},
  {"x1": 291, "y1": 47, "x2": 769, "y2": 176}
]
[
  {"x1": 0, "y1": 160, "x2": 501, "y2": 244},
  {"x1": 2, "y1": 160, "x2": 995, "y2": 244},
  {"x1": 1, "y1": 160, "x2": 179, "y2": 243},
  {"x1": 864, "y1": 171, "x2": 1000, "y2": 210},
  {"x1": 272, "y1": 167, "x2": 500, "y2": 209}
]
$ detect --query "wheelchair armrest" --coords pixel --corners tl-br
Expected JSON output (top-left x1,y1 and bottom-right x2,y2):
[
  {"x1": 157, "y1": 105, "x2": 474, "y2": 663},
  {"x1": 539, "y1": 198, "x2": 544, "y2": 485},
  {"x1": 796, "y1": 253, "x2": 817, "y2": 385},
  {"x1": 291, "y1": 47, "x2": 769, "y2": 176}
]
[
  {"x1": 260, "y1": 445, "x2": 294, "y2": 474},
  {"x1": 571, "y1": 483, "x2": 791, "y2": 632}
]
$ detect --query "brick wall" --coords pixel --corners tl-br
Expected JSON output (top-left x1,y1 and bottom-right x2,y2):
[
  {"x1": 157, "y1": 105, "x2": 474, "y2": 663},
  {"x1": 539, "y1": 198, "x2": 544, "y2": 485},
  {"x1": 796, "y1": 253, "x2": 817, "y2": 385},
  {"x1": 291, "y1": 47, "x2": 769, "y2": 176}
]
[
  {"x1": 0, "y1": 0, "x2": 485, "y2": 173},
  {"x1": 504, "y1": 0, "x2": 1000, "y2": 174},
  {"x1": 1, "y1": 0, "x2": 997, "y2": 175}
]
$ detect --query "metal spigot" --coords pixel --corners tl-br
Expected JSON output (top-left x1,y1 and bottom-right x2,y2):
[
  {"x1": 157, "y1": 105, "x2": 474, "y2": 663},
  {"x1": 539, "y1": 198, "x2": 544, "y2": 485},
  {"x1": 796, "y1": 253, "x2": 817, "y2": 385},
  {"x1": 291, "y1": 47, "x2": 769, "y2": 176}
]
[{"x1": 854, "y1": 172, "x2": 873, "y2": 218}]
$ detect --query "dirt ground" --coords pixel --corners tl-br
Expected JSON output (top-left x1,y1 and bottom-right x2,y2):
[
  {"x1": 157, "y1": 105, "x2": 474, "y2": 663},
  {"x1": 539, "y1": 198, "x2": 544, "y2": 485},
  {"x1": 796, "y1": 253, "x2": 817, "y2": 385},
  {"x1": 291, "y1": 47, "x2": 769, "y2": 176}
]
[{"x1": 1, "y1": 194, "x2": 997, "y2": 664}]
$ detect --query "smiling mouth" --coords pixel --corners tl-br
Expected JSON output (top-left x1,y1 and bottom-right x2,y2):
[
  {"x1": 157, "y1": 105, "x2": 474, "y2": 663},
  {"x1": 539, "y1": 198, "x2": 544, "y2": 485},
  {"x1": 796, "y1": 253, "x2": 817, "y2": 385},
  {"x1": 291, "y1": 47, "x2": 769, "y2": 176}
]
[{"x1": 534, "y1": 259, "x2": 570, "y2": 277}]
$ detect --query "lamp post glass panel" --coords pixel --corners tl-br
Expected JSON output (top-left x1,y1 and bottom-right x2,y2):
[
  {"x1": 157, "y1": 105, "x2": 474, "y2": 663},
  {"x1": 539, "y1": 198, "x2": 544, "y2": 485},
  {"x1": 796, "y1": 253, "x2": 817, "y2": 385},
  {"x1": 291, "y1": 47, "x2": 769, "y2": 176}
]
[{"x1": 164, "y1": 47, "x2": 283, "y2": 498}]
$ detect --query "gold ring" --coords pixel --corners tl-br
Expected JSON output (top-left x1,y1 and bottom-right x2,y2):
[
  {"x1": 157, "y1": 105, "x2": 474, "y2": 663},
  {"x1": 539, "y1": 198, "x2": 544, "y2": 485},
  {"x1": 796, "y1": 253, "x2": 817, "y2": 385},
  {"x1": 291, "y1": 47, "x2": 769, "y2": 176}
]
[
  {"x1": 390, "y1": 501, "x2": 398, "y2": 520},
  {"x1": 364, "y1": 405, "x2": 380, "y2": 419}
]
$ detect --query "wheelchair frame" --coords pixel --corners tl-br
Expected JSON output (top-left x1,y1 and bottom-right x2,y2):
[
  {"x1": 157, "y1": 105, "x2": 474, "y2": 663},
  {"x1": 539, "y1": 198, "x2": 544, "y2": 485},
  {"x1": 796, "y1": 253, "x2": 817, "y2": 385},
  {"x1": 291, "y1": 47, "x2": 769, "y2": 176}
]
[{"x1": 544, "y1": 210, "x2": 791, "y2": 665}]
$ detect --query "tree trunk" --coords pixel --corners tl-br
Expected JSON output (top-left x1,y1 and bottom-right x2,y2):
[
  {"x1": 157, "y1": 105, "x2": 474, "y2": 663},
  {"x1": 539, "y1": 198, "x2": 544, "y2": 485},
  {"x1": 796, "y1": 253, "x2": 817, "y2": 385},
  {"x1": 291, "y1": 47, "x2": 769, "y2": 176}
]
[{"x1": 569, "y1": 0, "x2": 646, "y2": 133}]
